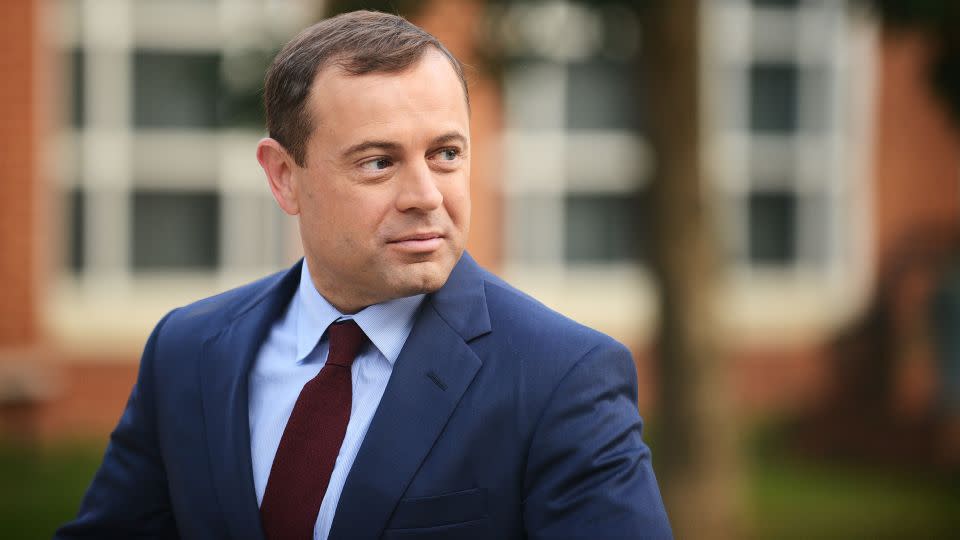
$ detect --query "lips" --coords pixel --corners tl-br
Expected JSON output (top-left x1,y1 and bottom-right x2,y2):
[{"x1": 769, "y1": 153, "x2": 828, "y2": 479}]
[
  {"x1": 387, "y1": 231, "x2": 445, "y2": 252},
  {"x1": 390, "y1": 232, "x2": 442, "y2": 242}
]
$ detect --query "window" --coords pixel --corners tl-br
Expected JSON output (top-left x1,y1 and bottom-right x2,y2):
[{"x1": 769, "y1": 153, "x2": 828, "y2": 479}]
[
  {"x1": 68, "y1": 48, "x2": 85, "y2": 128},
  {"x1": 750, "y1": 63, "x2": 798, "y2": 133},
  {"x1": 564, "y1": 192, "x2": 646, "y2": 263},
  {"x1": 565, "y1": 58, "x2": 645, "y2": 131},
  {"x1": 499, "y1": 0, "x2": 859, "y2": 273},
  {"x1": 220, "y1": 48, "x2": 273, "y2": 128},
  {"x1": 131, "y1": 190, "x2": 221, "y2": 270},
  {"x1": 499, "y1": 1, "x2": 646, "y2": 267},
  {"x1": 57, "y1": 0, "x2": 295, "y2": 288},
  {"x1": 498, "y1": 0, "x2": 870, "y2": 337},
  {"x1": 67, "y1": 187, "x2": 85, "y2": 273},
  {"x1": 499, "y1": 0, "x2": 855, "y2": 273},
  {"x1": 133, "y1": 51, "x2": 222, "y2": 128},
  {"x1": 753, "y1": 0, "x2": 800, "y2": 8},
  {"x1": 706, "y1": 0, "x2": 858, "y2": 274},
  {"x1": 748, "y1": 191, "x2": 796, "y2": 264}
]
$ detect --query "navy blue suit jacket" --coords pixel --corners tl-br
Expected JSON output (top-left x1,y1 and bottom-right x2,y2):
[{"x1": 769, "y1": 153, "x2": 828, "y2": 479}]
[{"x1": 57, "y1": 253, "x2": 671, "y2": 539}]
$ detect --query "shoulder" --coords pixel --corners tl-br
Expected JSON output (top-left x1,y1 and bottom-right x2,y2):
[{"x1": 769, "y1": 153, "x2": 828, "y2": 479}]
[
  {"x1": 153, "y1": 265, "x2": 295, "y2": 348},
  {"x1": 480, "y1": 267, "x2": 626, "y2": 351},
  {"x1": 472, "y1": 266, "x2": 633, "y2": 382}
]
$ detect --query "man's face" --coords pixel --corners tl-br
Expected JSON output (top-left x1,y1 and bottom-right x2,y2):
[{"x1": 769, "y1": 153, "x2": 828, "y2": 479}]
[{"x1": 287, "y1": 50, "x2": 470, "y2": 313}]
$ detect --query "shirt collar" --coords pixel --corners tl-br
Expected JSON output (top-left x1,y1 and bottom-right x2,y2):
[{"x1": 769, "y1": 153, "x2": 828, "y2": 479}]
[{"x1": 296, "y1": 260, "x2": 425, "y2": 365}]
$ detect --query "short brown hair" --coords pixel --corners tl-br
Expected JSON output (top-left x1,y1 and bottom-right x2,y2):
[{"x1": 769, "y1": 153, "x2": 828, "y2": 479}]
[{"x1": 264, "y1": 10, "x2": 469, "y2": 166}]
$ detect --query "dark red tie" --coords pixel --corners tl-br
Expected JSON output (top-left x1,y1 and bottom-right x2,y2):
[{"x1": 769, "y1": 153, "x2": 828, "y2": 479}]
[{"x1": 260, "y1": 319, "x2": 366, "y2": 540}]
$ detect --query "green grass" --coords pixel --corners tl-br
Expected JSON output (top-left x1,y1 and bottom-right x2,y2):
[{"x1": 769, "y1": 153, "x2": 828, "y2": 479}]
[
  {"x1": 0, "y1": 441, "x2": 105, "y2": 539},
  {"x1": 1, "y1": 437, "x2": 958, "y2": 539},
  {"x1": 747, "y1": 456, "x2": 960, "y2": 539}
]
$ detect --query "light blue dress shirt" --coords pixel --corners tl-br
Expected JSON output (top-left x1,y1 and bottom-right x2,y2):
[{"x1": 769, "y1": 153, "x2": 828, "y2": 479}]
[{"x1": 248, "y1": 261, "x2": 424, "y2": 540}]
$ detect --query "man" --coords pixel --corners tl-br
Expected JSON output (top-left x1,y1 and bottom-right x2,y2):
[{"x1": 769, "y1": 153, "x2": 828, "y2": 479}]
[{"x1": 57, "y1": 10, "x2": 671, "y2": 540}]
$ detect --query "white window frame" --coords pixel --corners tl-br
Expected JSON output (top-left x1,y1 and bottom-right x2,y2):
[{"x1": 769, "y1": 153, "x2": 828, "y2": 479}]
[
  {"x1": 500, "y1": 0, "x2": 876, "y2": 346},
  {"x1": 46, "y1": 0, "x2": 313, "y2": 351}
]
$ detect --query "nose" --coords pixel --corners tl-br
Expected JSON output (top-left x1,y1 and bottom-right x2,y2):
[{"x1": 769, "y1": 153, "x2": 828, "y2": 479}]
[{"x1": 395, "y1": 162, "x2": 443, "y2": 212}]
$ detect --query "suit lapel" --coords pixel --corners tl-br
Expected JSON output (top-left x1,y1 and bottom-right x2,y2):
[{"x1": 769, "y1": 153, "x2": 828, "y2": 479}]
[
  {"x1": 199, "y1": 262, "x2": 301, "y2": 540},
  {"x1": 195, "y1": 254, "x2": 490, "y2": 539},
  {"x1": 329, "y1": 253, "x2": 491, "y2": 540}
]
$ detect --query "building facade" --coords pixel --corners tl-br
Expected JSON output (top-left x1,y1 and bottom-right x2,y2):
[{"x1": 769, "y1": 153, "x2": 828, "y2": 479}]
[{"x1": 1, "y1": 0, "x2": 958, "y2": 441}]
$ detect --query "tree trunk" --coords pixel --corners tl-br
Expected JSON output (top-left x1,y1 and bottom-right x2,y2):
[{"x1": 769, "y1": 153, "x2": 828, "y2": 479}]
[{"x1": 641, "y1": 1, "x2": 741, "y2": 538}]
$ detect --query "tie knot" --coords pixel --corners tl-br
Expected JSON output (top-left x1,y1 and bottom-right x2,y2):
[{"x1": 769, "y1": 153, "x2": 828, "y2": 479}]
[{"x1": 326, "y1": 319, "x2": 366, "y2": 368}]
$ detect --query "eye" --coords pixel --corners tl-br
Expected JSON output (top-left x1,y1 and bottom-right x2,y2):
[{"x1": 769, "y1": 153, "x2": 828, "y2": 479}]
[
  {"x1": 436, "y1": 148, "x2": 460, "y2": 161},
  {"x1": 360, "y1": 158, "x2": 392, "y2": 171}
]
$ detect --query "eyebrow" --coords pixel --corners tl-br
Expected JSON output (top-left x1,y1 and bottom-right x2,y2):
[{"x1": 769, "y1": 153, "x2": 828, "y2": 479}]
[
  {"x1": 341, "y1": 140, "x2": 402, "y2": 158},
  {"x1": 430, "y1": 131, "x2": 468, "y2": 149},
  {"x1": 340, "y1": 131, "x2": 468, "y2": 159}
]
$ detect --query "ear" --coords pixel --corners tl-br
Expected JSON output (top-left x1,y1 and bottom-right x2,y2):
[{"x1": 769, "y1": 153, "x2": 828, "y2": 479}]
[{"x1": 257, "y1": 138, "x2": 301, "y2": 216}]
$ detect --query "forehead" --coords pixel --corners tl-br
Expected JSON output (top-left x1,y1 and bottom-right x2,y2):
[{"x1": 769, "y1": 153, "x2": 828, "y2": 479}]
[{"x1": 305, "y1": 51, "x2": 470, "y2": 146}]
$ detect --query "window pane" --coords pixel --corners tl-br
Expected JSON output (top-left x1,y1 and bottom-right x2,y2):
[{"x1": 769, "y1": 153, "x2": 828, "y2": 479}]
[
  {"x1": 132, "y1": 190, "x2": 220, "y2": 270},
  {"x1": 133, "y1": 50, "x2": 221, "y2": 128},
  {"x1": 750, "y1": 63, "x2": 798, "y2": 133},
  {"x1": 566, "y1": 58, "x2": 645, "y2": 131},
  {"x1": 220, "y1": 49, "x2": 274, "y2": 128},
  {"x1": 69, "y1": 49, "x2": 85, "y2": 128},
  {"x1": 68, "y1": 187, "x2": 85, "y2": 273},
  {"x1": 748, "y1": 191, "x2": 796, "y2": 265},
  {"x1": 752, "y1": 0, "x2": 799, "y2": 8},
  {"x1": 565, "y1": 192, "x2": 645, "y2": 262}
]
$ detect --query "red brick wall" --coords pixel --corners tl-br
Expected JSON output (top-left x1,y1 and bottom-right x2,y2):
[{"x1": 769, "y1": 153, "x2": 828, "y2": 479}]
[
  {"x1": 0, "y1": 0, "x2": 40, "y2": 345},
  {"x1": 36, "y1": 361, "x2": 139, "y2": 440},
  {"x1": 874, "y1": 31, "x2": 960, "y2": 269}
]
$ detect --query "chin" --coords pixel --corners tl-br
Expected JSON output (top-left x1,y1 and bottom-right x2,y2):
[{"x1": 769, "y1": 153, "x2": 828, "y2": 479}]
[{"x1": 393, "y1": 263, "x2": 452, "y2": 296}]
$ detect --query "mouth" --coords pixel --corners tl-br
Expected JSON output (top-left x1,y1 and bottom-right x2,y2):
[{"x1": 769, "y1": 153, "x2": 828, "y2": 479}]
[{"x1": 387, "y1": 232, "x2": 445, "y2": 253}]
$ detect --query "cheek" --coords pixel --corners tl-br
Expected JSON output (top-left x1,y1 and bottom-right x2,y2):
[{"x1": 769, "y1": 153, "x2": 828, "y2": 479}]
[
  {"x1": 443, "y1": 180, "x2": 471, "y2": 223},
  {"x1": 342, "y1": 195, "x2": 395, "y2": 242}
]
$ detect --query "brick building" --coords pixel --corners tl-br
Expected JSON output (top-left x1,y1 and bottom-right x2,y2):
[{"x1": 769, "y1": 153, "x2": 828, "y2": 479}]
[{"x1": 1, "y1": 0, "x2": 958, "y2": 443}]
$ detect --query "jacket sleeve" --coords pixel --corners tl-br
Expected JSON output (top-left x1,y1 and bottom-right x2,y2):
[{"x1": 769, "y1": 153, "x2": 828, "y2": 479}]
[
  {"x1": 55, "y1": 310, "x2": 180, "y2": 539},
  {"x1": 522, "y1": 340, "x2": 673, "y2": 539}
]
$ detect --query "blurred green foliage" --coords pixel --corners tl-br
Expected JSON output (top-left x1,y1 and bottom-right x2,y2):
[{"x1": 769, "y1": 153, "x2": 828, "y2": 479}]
[
  {"x1": 0, "y1": 441, "x2": 104, "y2": 539},
  {"x1": 1, "y1": 434, "x2": 957, "y2": 539},
  {"x1": 748, "y1": 458, "x2": 960, "y2": 539}
]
